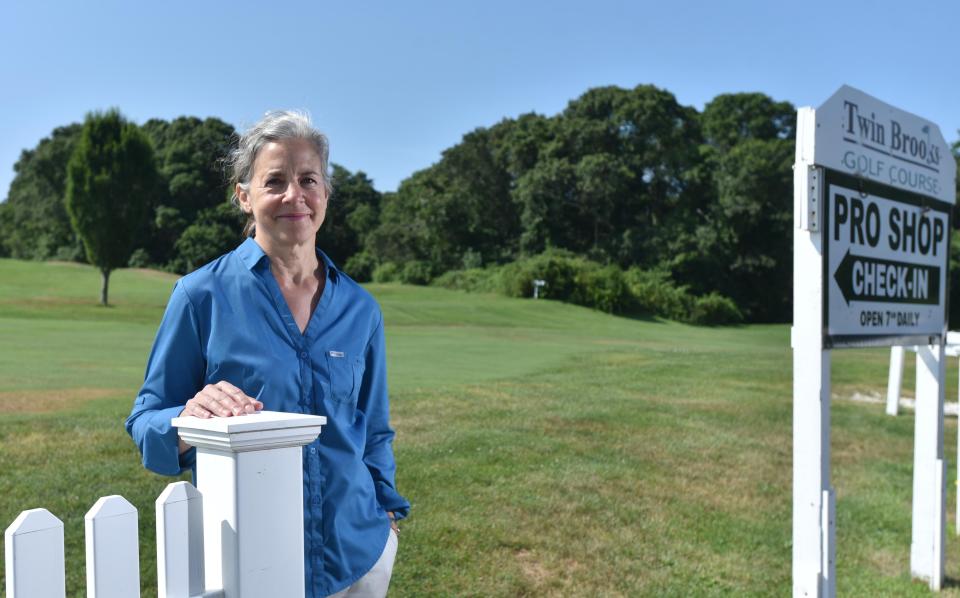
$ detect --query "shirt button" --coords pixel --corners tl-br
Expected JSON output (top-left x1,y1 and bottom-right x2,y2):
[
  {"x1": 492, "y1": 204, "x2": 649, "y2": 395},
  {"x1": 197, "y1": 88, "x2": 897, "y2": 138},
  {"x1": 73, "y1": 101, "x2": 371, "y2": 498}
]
[
  {"x1": 312, "y1": 496, "x2": 321, "y2": 504},
  {"x1": 300, "y1": 351, "x2": 308, "y2": 359},
  {"x1": 310, "y1": 447, "x2": 317, "y2": 454}
]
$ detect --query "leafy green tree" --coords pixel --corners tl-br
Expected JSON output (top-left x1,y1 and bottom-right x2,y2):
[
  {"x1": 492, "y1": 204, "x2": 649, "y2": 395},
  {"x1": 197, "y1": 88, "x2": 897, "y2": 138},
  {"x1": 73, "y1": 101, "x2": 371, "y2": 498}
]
[
  {"x1": 316, "y1": 164, "x2": 382, "y2": 266},
  {"x1": 0, "y1": 124, "x2": 84, "y2": 260},
  {"x1": 369, "y1": 84, "x2": 705, "y2": 277},
  {"x1": 365, "y1": 189, "x2": 428, "y2": 267},
  {"x1": 514, "y1": 157, "x2": 576, "y2": 254},
  {"x1": 682, "y1": 93, "x2": 797, "y2": 321},
  {"x1": 381, "y1": 126, "x2": 519, "y2": 270},
  {"x1": 544, "y1": 84, "x2": 706, "y2": 267},
  {"x1": 173, "y1": 201, "x2": 245, "y2": 273},
  {"x1": 141, "y1": 116, "x2": 236, "y2": 268},
  {"x1": 574, "y1": 153, "x2": 632, "y2": 252},
  {"x1": 952, "y1": 135, "x2": 960, "y2": 229},
  {"x1": 66, "y1": 110, "x2": 158, "y2": 305},
  {"x1": 701, "y1": 92, "x2": 795, "y2": 150},
  {"x1": 490, "y1": 112, "x2": 553, "y2": 182},
  {"x1": 708, "y1": 138, "x2": 794, "y2": 321},
  {"x1": 954, "y1": 135, "x2": 959, "y2": 197},
  {"x1": 945, "y1": 130, "x2": 960, "y2": 330},
  {"x1": 433, "y1": 127, "x2": 519, "y2": 265}
]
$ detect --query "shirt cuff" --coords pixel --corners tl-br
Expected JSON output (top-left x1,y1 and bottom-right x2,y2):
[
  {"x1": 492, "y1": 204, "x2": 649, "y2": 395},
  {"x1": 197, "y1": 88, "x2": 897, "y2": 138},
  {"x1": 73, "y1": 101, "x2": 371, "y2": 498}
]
[
  {"x1": 140, "y1": 404, "x2": 194, "y2": 476},
  {"x1": 178, "y1": 446, "x2": 197, "y2": 471},
  {"x1": 376, "y1": 481, "x2": 411, "y2": 520}
]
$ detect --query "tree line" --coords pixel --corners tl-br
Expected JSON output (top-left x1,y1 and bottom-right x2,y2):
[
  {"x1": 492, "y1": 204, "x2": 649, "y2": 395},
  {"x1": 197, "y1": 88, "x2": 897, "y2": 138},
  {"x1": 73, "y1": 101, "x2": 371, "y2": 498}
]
[{"x1": 2, "y1": 85, "x2": 958, "y2": 322}]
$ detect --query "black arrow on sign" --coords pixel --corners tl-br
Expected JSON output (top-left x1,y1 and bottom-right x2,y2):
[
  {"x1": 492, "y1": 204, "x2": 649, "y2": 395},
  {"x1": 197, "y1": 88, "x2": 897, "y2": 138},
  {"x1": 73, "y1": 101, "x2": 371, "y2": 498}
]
[{"x1": 833, "y1": 250, "x2": 940, "y2": 306}]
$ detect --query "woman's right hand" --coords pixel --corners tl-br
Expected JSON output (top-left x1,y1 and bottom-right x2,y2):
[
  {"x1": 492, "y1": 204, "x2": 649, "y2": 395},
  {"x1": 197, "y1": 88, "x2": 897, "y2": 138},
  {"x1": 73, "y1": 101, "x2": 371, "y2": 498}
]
[
  {"x1": 178, "y1": 381, "x2": 263, "y2": 453},
  {"x1": 181, "y1": 380, "x2": 263, "y2": 419}
]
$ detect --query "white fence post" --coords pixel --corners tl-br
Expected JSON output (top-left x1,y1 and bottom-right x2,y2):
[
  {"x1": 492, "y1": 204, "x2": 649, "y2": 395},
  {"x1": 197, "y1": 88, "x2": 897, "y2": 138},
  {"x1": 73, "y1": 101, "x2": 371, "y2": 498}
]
[
  {"x1": 173, "y1": 411, "x2": 326, "y2": 598},
  {"x1": 157, "y1": 481, "x2": 205, "y2": 598},
  {"x1": 5, "y1": 508, "x2": 66, "y2": 598},
  {"x1": 85, "y1": 495, "x2": 140, "y2": 598}
]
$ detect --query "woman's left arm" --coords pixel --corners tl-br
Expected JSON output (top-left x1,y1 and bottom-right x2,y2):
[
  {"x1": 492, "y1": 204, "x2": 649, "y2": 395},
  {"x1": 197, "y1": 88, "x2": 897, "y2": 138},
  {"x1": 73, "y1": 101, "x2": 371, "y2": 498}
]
[
  {"x1": 359, "y1": 314, "x2": 411, "y2": 520},
  {"x1": 126, "y1": 282, "x2": 205, "y2": 476}
]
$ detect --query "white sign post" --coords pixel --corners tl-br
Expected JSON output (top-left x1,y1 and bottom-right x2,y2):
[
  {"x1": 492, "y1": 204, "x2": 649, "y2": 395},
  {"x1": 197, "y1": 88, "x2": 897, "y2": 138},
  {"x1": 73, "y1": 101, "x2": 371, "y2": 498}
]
[{"x1": 793, "y1": 85, "x2": 955, "y2": 596}]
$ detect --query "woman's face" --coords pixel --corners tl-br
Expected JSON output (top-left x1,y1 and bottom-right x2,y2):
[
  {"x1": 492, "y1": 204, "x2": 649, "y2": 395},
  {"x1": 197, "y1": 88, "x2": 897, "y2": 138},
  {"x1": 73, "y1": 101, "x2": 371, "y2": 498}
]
[{"x1": 236, "y1": 139, "x2": 328, "y2": 249}]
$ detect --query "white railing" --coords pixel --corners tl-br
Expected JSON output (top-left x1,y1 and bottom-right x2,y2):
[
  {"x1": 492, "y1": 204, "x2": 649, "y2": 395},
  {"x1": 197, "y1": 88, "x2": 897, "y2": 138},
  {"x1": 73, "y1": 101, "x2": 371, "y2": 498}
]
[{"x1": 4, "y1": 411, "x2": 326, "y2": 598}]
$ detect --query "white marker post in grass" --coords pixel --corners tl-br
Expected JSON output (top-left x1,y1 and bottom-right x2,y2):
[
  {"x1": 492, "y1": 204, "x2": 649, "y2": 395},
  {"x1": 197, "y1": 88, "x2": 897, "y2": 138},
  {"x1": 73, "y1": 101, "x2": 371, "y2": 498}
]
[
  {"x1": 886, "y1": 345, "x2": 906, "y2": 415},
  {"x1": 793, "y1": 85, "x2": 955, "y2": 595}
]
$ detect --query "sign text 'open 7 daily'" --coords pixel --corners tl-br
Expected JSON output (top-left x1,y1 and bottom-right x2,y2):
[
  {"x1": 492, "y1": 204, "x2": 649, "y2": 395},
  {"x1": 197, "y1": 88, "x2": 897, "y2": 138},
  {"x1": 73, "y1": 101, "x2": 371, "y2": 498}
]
[{"x1": 793, "y1": 85, "x2": 956, "y2": 598}]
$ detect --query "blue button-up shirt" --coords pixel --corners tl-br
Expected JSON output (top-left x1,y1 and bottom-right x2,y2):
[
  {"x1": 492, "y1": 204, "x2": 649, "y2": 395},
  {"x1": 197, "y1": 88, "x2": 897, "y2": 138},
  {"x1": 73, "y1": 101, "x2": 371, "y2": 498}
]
[{"x1": 126, "y1": 238, "x2": 410, "y2": 596}]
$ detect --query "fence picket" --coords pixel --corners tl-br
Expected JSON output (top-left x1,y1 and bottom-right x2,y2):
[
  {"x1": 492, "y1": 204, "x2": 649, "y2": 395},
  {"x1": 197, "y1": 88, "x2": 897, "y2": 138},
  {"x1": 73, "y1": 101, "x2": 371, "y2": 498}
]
[
  {"x1": 157, "y1": 481, "x2": 205, "y2": 598},
  {"x1": 4, "y1": 508, "x2": 66, "y2": 598},
  {"x1": 85, "y1": 495, "x2": 140, "y2": 598}
]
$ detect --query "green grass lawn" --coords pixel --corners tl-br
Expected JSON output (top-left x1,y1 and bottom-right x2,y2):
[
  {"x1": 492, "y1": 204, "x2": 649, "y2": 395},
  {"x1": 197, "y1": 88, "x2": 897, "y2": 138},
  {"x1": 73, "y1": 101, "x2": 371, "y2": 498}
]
[{"x1": 1, "y1": 257, "x2": 959, "y2": 596}]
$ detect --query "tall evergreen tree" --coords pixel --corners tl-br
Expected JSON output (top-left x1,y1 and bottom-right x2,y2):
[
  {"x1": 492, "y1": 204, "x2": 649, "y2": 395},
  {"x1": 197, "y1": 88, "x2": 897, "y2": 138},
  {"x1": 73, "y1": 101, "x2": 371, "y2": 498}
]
[{"x1": 66, "y1": 109, "x2": 158, "y2": 305}]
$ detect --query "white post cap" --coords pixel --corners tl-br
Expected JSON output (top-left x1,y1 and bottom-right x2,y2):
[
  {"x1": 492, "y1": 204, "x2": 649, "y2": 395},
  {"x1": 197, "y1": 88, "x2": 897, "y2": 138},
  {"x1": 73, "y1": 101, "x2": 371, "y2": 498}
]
[{"x1": 172, "y1": 411, "x2": 326, "y2": 452}]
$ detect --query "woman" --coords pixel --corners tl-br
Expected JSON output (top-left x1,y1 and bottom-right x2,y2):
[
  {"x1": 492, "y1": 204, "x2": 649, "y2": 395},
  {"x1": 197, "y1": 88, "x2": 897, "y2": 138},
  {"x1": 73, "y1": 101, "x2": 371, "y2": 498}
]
[{"x1": 126, "y1": 110, "x2": 409, "y2": 597}]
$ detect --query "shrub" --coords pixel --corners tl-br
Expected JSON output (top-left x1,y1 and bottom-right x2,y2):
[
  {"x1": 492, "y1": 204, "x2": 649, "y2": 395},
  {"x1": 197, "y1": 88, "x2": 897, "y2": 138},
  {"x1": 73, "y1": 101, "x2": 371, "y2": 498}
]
[
  {"x1": 53, "y1": 241, "x2": 85, "y2": 263},
  {"x1": 499, "y1": 249, "x2": 582, "y2": 299},
  {"x1": 399, "y1": 260, "x2": 434, "y2": 285},
  {"x1": 461, "y1": 248, "x2": 483, "y2": 270},
  {"x1": 344, "y1": 251, "x2": 377, "y2": 282},
  {"x1": 432, "y1": 268, "x2": 501, "y2": 293},
  {"x1": 688, "y1": 292, "x2": 743, "y2": 326},
  {"x1": 372, "y1": 262, "x2": 401, "y2": 283},
  {"x1": 431, "y1": 250, "x2": 747, "y2": 325},
  {"x1": 127, "y1": 248, "x2": 152, "y2": 268},
  {"x1": 174, "y1": 222, "x2": 237, "y2": 273},
  {"x1": 624, "y1": 268, "x2": 693, "y2": 321},
  {"x1": 571, "y1": 264, "x2": 631, "y2": 314}
]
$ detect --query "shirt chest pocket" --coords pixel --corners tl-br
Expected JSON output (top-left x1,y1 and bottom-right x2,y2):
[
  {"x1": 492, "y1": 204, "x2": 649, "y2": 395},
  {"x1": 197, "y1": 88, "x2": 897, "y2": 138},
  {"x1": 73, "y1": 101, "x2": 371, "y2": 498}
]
[{"x1": 326, "y1": 350, "x2": 364, "y2": 404}]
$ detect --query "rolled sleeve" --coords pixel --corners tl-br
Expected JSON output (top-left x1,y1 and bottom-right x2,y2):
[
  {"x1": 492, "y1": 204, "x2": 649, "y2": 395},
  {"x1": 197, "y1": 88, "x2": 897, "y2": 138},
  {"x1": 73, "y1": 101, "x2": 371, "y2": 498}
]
[
  {"x1": 359, "y1": 315, "x2": 411, "y2": 520},
  {"x1": 125, "y1": 282, "x2": 204, "y2": 476}
]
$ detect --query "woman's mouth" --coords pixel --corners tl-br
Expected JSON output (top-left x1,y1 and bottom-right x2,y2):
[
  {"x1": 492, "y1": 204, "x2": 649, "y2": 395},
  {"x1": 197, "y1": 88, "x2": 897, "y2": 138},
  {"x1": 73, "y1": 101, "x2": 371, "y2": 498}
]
[{"x1": 277, "y1": 213, "x2": 311, "y2": 220}]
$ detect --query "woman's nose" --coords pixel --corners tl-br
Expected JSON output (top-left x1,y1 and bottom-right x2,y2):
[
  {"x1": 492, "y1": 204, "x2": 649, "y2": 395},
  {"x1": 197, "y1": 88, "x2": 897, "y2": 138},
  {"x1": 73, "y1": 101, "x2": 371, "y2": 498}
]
[{"x1": 283, "y1": 181, "x2": 304, "y2": 201}]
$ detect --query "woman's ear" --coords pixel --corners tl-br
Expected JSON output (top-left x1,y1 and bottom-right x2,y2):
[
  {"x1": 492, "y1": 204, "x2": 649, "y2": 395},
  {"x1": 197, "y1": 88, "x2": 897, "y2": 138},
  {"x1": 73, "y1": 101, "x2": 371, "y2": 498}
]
[{"x1": 236, "y1": 184, "x2": 252, "y2": 214}]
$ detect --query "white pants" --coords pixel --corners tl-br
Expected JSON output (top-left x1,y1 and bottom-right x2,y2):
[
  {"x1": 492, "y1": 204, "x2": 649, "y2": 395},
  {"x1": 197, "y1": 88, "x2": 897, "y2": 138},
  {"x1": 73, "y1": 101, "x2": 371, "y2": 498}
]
[{"x1": 328, "y1": 529, "x2": 398, "y2": 598}]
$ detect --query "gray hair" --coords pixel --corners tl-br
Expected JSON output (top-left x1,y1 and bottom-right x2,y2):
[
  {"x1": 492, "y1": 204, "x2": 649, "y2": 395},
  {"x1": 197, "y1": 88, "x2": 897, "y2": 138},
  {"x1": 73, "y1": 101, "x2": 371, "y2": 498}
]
[{"x1": 226, "y1": 110, "x2": 332, "y2": 236}]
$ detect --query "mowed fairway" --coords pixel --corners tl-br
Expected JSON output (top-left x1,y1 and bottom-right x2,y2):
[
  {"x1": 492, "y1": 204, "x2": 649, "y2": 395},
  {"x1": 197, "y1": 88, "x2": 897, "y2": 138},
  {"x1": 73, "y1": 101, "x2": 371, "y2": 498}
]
[{"x1": 2, "y1": 258, "x2": 960, "y2": 596}]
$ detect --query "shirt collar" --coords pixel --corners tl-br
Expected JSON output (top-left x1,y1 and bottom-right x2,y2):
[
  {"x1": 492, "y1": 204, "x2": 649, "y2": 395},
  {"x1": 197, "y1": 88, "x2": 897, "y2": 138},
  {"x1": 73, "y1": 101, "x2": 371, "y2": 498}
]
[
  {"x1": 318, "y1": 249, "x2": 340, "y2": 281},
  {"x1": 236, "y1": 236, "x2": 339, "y2": 281},
  {"x1": 236, "y1": 237, "x2": 268, "y2": 271}
]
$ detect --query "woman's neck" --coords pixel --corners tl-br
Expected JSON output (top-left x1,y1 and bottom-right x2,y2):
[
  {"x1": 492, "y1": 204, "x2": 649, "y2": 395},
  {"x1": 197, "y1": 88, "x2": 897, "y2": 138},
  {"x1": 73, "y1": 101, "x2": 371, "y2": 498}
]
[{"x1": 255, "y1": 238, "x2": 320, "y2": 285}]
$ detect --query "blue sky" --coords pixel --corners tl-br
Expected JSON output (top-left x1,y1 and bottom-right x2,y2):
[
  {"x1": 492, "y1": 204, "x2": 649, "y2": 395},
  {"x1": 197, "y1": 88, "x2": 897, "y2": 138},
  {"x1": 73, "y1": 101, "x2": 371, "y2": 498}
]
[{"x1": 1, "y1": 0, "x2": 957, "y2": 200}]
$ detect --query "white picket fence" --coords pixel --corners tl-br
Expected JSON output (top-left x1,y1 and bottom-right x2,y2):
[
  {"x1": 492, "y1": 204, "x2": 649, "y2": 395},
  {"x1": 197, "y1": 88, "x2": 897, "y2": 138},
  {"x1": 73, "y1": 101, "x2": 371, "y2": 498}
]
[{"x1": 4, "y1": 411, "x2": 326, "y2": 598}]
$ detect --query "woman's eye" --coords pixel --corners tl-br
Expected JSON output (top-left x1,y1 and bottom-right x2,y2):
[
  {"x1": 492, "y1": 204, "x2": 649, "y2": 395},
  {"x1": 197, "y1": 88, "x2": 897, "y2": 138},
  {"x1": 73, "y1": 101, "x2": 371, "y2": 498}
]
[{"x1": 301, "y1": 177, "x2": 317, "y2": 186}]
